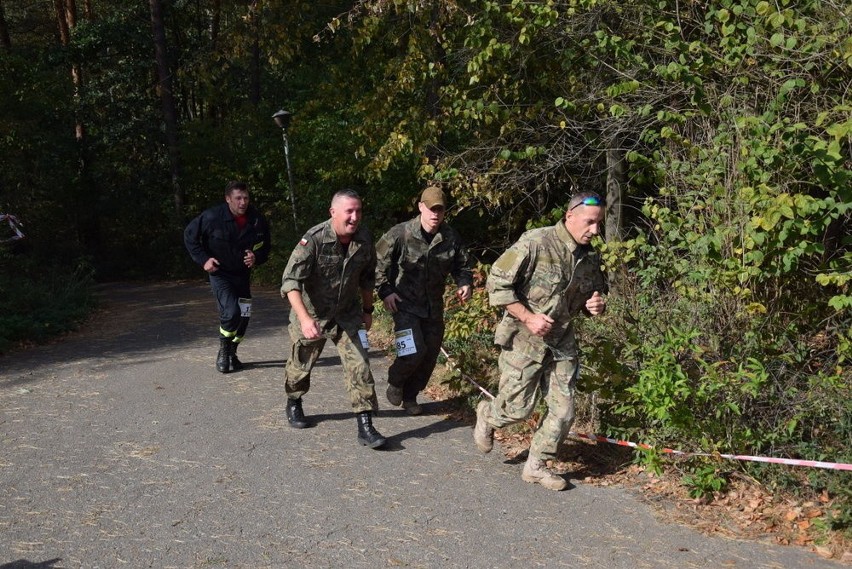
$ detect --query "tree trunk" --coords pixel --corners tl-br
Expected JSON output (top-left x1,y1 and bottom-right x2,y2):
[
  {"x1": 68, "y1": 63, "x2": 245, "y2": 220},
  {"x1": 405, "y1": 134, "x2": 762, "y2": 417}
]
[
  {"x1": 605, "y1": 145, "x2": 625, "y2": 242},
  {"x1": 249, "y1": 7, "x2": 261, "y2": 106},
  {"x1": 64, "y1": 0, "x2": 77, "y2": 28},
  {"x1": 53, "y1": 0, "x2": 69, "y2": 43},
  {"x1": 0, "y1": 0, "x2": 11, "y2": 49},
  {"x1": 54, "y1": 0, "x2": 100, "y2": 256},
  {"x1": 210, "y1": 0, "x2": 220, "y2": 49},
  {"x1": 53, "y1": 0, "x2": 84, "y2": 141},
  {"x1": 206, "y1": 0, "x2": 221, "y2": 120},
  {"x1": 149, "y1": 0, "x2": 183, "y2": 215},
  {"x1": 423, "y1": 4, "x2": 446, "y2": 166},
  {"x1": 605, "y1": 143, "x2": 626, "y2": 292}
]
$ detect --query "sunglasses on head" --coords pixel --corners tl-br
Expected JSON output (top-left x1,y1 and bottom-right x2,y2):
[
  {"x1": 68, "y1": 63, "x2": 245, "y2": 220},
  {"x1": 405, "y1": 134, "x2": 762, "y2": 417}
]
[{"x1": 569, "y1": 195, "x2": 604, "y2": 210}]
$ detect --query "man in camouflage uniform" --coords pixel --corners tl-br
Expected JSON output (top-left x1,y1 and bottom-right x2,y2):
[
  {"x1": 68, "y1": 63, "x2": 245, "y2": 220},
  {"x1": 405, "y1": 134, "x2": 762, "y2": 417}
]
[
  {"x1": 280, "y1": 189, "x2": 386, "y2": 448},
  {"x1": 375, "y1": 185, "x2": 473, "y2": 415},
  {"x1": 473, "y1": 192, "x2": 608, "y2": 490}
]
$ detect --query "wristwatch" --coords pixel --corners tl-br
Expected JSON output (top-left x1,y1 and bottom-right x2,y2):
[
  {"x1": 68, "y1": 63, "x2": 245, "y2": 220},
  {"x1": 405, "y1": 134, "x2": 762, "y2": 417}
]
[{"x1": 362, "y1": 305, "x2": 375, "y2": 314}]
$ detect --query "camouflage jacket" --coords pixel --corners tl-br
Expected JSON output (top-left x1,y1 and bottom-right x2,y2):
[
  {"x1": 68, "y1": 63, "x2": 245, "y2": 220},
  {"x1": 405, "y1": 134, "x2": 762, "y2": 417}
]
[
  {"x1": 281, "y1": 219, "x2": 376, "y2": 330},
  {"x1": 375, "y1": 216, "x2": 473, "y2": 319},
  {"x1": 487, "y1": 220, "x2": 607, "y2": 362}
]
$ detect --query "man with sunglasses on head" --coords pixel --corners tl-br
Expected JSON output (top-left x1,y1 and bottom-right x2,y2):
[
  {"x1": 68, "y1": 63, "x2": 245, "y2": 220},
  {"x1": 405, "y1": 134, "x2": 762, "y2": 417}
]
[
  {"x1": 473, "y1": 192, "x2": 608, "y2": 490},
  {"x1": 375, "y1": 185, "x2": 473, "y2": 415}
]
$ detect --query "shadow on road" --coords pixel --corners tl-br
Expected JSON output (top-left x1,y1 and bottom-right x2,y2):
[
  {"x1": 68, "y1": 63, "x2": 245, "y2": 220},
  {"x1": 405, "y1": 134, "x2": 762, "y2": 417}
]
[
  {"x1": 236, "y1": 359, "x2": 287, "y2": 369},
  {"x1": 0, "y1": 282, "x2": 289, "y2": 386},
  {"x1": 383, "y1": 414, "x2": 467, "y2": 451},
  {"x1": 1, "y1": 560, "x2": 63, "y2": 569}
]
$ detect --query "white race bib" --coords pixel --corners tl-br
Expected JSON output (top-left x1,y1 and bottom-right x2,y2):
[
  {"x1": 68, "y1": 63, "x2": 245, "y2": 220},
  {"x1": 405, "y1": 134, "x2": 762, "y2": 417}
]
[
  {"x1": 394, "y1": 328, "x2": 417, "y2": 357},
  {"x1": 238, "y1": 297, "x2": 253, "y2": 318}
]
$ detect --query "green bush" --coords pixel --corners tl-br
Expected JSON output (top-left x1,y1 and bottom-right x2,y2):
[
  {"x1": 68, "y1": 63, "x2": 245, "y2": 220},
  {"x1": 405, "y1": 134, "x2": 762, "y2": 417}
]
[
  {"x1": 0, "y1": 250, "x2": 95, "y2": 354},
  {"x1": 441, "y1": 264, "x2": 501, "y2": 396}
]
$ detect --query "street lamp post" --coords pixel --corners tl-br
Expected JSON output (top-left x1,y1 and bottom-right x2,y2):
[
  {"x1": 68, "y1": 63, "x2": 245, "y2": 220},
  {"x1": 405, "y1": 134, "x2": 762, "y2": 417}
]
[{"x1": 272, "y1": 109, "x2": 298, "y2": 228}]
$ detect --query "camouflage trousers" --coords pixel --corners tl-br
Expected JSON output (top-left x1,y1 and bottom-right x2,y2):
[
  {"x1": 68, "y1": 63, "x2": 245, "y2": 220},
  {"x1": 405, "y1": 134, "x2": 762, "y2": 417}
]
[
  {"x1": 387, "y1": 311, "x2": 445, "y2": 402},
  {"x1": 284, "y1": 319, "x2": 378, "y2": 413},
  {"x1": 481, "y1": 346, "x2": 579, "y2": 461}
]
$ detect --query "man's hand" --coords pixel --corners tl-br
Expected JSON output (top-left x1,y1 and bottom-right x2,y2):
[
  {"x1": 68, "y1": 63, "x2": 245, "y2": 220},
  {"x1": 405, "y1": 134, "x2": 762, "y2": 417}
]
[
  {"x1": 585, "y1": 291, "x2": 606, "y2": 316},
  {"x1": 243, "y1": 250, "x2": 255, "y2": 268},
  {"x1": 362, "y1": 313, "x2": 373, "y2": 331},
  {"x1": 523, "y1": 313, "x2": 554, "y2": 337},
  {"x1": 300, "y1": 318, "x2": 321, "y2": 340},
  {"x1": 382, "y1": 293, "x2": 402, "y2": 313},
  {"x1": 203, "y1": 258, "x2": 220, "y2": 273},
  {"x1": 456, "y1": 285, "x2": 472, "y2": 303}
]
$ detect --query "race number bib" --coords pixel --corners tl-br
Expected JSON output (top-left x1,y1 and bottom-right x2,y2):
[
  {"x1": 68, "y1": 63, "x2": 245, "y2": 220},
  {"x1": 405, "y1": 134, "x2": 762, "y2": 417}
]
[
  {"x1": 238, "y1": 298, "x2": 252, "y2": 318},
  {"x1": 394, "y1": 328, "x2": 417, "y2": 357}
]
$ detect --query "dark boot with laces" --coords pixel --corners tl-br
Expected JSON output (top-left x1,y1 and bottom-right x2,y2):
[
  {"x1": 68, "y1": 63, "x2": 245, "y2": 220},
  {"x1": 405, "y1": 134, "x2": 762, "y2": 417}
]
[
  {"x1": 286, "y1": 398, "x2": 309, "y2": 429},
  {"x1": 215, "y1": 336, "x2": 232, "y2": 374},
  {"x1": 229, "y1": 342, "x2": 244, "y2": 371},
  {"x1": 356, "y1": 412, "x2": 386, "y2": 449}
]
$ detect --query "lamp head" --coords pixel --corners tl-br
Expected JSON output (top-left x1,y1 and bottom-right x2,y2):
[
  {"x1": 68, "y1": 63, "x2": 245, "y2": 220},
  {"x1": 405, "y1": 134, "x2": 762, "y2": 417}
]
[{"x1": 272, "y1": 109, "x2": 292, "y2": 129}]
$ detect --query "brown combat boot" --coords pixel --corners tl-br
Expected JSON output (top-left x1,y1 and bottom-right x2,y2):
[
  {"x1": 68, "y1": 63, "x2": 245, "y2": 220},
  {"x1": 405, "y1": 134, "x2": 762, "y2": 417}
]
[
  {"x1": 473, "y1": 400, "x2": 494, "y2": 453},
  {"x1": 521, "y1": 456, "x2": 568, "y2": 491}
]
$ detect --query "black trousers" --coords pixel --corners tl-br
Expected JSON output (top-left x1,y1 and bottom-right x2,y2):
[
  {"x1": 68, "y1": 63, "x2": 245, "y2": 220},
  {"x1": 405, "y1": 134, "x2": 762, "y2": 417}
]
[
  {"x1": 210, "y1": 272, "x2": 251, "y2": 341},
  {"x1": 387, "y1": 310, "x2": 445, "y2": 401}
]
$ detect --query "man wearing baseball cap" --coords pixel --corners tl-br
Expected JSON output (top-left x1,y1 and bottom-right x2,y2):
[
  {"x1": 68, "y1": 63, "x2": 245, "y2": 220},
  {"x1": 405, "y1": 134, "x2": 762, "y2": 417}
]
[{"x1": 375, "y1": 184, "x2": 473, "y2": 414}]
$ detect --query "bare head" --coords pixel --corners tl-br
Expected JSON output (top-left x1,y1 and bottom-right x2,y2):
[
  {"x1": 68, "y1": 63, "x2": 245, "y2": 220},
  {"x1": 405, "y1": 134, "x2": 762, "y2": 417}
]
[
  {"x1": 329, "y1": 189, "x2": 363, "y2": 242},
  {"x1": 564, "y1": 192, "x2": 604, "y2": 245},
  {"x1": 224, "y1": 181, "x2": 250, "y2": 217}
]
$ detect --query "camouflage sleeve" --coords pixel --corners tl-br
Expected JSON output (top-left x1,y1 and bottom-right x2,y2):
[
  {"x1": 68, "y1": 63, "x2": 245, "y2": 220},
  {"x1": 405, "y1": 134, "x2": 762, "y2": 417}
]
[
  {"x1": 451, "y1": 238, "x2": 474, "y2": 288},
  {"x1": 486, "y1": 237, "x2": 531, "y2": 307},
  {"x1": 280, "y1": 235, "x2": 316, "y2": 297},
  {"x1": 374, "y1": 227, "x2": 399, "y2": 300}
]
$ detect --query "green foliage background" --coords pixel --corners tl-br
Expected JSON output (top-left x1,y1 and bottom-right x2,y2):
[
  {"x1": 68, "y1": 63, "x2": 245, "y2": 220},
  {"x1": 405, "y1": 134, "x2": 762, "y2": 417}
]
[{"x1": 0, "y1": 0, "x2": 849, "y2": 535}]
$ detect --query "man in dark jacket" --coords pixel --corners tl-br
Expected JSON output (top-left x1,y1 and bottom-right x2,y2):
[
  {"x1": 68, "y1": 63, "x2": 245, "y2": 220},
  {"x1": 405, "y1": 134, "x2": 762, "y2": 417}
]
[{"x1": 184, "y1": 181, "x2": 271, "y2": 373}]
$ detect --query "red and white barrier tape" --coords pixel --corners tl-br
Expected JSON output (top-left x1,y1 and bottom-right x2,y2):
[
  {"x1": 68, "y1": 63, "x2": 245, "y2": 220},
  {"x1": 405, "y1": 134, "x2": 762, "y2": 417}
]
[
  {"x1": 440, "y1": 348, "x2": 852, "y2": 472},
  {"x1": 440, "y1": 347, "x2": 495, "y2": 400},
  {"x1": 568, "y1": 431, "x2": 852, "y2": 472}
]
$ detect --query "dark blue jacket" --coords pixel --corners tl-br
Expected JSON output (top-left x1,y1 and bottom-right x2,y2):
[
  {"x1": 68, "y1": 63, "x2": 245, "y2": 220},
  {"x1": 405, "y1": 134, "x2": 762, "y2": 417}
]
[{"x1": 184, "y1": 203, "x2": 271, "y2": 277}]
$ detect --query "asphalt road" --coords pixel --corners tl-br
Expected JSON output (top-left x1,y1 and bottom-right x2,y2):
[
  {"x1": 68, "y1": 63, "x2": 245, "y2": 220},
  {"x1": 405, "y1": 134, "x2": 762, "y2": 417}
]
[{"x1": 0, "y1": 281, "x2": 845, "y2": 569}]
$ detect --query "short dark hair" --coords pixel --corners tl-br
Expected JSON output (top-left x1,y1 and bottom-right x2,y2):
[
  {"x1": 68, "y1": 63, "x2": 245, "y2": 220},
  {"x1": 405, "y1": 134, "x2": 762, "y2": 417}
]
[{"x1": 225, "y1": 180, "x2": 248, "y2": 197}]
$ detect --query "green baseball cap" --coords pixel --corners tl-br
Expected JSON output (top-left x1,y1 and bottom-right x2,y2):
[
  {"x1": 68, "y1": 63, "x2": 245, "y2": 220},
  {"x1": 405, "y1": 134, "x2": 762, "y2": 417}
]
[{"x1": 420, "y1": 185, "x2": 446, "y2": 208}]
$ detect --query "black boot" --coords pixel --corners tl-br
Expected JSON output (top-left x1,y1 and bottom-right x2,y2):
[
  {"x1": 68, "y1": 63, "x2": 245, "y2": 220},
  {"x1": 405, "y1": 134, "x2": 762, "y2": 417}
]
[
  {"x1": 286, "y1": 398, "x2": 309, "y2": 429},
  {"x1": 215, "y1": 337, "x2": 232, "y2": 373},
  {"x1": 356, "y1": 412, "x2": 386, "y2": 449},
  {"x1": 230, "y1": 342, "x2": 244, "y2": 371}
]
